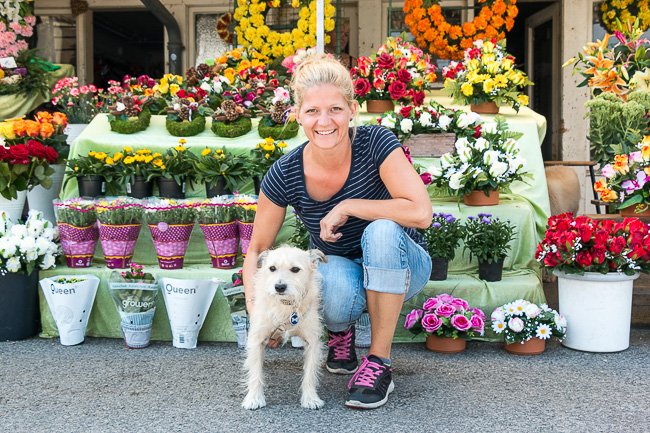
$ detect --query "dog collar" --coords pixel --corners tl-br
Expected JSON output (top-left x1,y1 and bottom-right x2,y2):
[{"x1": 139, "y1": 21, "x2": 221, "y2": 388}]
[{"x1": 280, "y1": 299, "x2": 293, "y2": 306}]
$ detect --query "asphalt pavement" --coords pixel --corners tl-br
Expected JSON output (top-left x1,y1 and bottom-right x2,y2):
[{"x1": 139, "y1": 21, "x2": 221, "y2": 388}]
[{"x1": 1, "y1": 328, "x2": 649, "y2": 433}]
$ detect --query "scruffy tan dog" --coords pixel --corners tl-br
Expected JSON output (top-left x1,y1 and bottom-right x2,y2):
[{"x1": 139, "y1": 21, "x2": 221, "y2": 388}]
[
  {"x1": 545, "y1": 166, "x2": 581, "y2": 215},
  {"x1": 242, "y1": 246, "x2": 327, "y2": 410}
]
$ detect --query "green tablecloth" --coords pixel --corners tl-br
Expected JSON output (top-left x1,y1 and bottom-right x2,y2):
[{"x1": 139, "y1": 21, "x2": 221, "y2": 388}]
[
  {"x1": 42, "y1": 101, "x2": 550, "y2": 343},
  {"x1": 0, "y1": 64, "x2": 75, "y2": 121}
]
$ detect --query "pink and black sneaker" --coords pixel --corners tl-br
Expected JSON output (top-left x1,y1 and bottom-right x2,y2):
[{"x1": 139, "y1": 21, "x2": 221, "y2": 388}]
[
  {"x1": 345, "y1": 355, "x2": 394, "y2": 409},
  {"x1": 326, "y1": 327, "x2": 358, "y2": 374}
]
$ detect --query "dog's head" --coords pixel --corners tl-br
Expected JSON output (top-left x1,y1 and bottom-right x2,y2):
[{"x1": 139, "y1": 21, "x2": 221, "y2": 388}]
[{"x1": 255, "y1": 246, "x2": 326, "y2": 302}]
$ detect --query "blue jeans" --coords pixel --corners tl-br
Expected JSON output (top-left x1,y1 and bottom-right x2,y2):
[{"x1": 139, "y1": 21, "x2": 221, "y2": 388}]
[{"x1": 318, "y1": 219, "x2": 432, "y2": 332}]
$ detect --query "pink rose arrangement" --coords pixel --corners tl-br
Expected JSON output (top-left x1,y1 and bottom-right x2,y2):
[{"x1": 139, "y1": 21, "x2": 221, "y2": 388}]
[
  {"x1": 404, "y1": 293, "x2": 485, "y2": 339},
  {"x1": 350, "y1": 35, "x2": 437, "y2": 106}
]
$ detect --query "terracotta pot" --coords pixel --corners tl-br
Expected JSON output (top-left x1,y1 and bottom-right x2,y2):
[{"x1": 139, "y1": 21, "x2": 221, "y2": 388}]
[
  {"x1": 505, "y1": 338, "x2": 546, "y2": 355},
  {"x1": 619, "y1": 206, "x2": 650, "y2": 217},
  {"x1": 470, "y1": 101, "x2": 499, "y2": 114},
  {"x1": 463, "y1": 190, "x2": 499, "y2": 206},
  {"x1": 366, "y1": 99, "x2": 395, "y2": 114},
  {"x1": 425, "y1": 335, "x2": 466, "y2": 353}
]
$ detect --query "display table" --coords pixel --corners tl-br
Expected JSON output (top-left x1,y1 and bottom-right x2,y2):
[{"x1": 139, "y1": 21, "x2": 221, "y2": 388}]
[
  {"x1": 40, "y1": 99, "x2": 550, "y2": 343},
  {"x1": 0, "y1": 64, "x2": 75, "y2": 121}
]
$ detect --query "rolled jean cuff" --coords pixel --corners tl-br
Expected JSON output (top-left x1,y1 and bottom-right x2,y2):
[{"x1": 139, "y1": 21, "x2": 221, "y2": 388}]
[{"x1": 363, "y1": 265, "x2": 410, "y2": 295}]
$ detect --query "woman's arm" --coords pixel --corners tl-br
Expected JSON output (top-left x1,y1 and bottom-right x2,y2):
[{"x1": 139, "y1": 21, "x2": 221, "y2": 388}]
[
  {"x1": 242, "y1": 192, "x2": 287, "y2": 315},
  {"x1": 319, "y1": 148, "x2": 432, "y2": 243}
]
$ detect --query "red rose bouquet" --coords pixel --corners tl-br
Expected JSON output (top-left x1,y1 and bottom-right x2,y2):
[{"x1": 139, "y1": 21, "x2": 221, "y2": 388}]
[
  {"x1": 535, "y1": 213, "x2": 650, "y2": 275},
  {"x1": 0, "y1": 140, "x2": 58, "y2": 199},
  {"x1": 350, "y1": 35, "x2": 437, "y2": 106}
]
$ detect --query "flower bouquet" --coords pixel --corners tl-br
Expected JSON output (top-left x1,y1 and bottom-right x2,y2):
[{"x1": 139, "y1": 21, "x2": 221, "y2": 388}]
[
  {"x1": 165, "y1": 96, "x2": 210, "y2": 137},
  {"x1": 6, "y1": 111, "x2": 69, "y2": 162},
  {"x1": 491, "y1": 300, "x2": 566, "y2": 355},
  {"x1": 108, "y1": 263, "x2": 159, "y2": 349},
  {"x1": 115, "y1": 147, "x2": 162, "y2": 199},
  {"x1": 422, "y1": 212, "x2": 464, "y2": 280},
  {"x1": 50, "y1": 76, "x2": 102, "y2": 124},
  {"x1": 404, "y1": 293, "x2": 485, "y2": 353},
  {"x1": 235, "y1": 194, "x2": 257, "y2": 258},
  {"x1": 428, "y1": 116, "x2": 529, "y2": 203},
  {"x1": 53, "y1": 198, "x2": 98, "y2": 268},
  {"x1": 143, "y1": 198, "x2": 196, "y2": 269},
  {"x1": 107, "y1": 95, "x2": 152, "y2": 134},
  {"x1": 185, "y1": 65, "x2": 227, "y2": 109},
  {"x1": 221, "y1": 269, "x2": 248, "y2": 349},
  {"x1": 443, "y1": 39, "x2": 533, "y2": 113},
  {"x1": 195, "y1": 196, "x2": 238, "y2": 269},
  {"x1": 152, "y1": 140, "x2": 198, "y2": 198},
  {"x1": 95, "y1": 197, "x2": 143, "y2": 269},
  {"x1": 122, "y1": 74, "x2": 165, "y2": 113},
  {"x1": 463, "y1": 213, "x2": 516, "y2": 281},
  {"x1": 256, "y1": 87, "x2": 299, "y2": 140},
  {"x1": 211, "y1": 99, "x2": 253, "y2": 138},
  {"x1": 594, "y1": 136, "x2": 650, "y2": 214},
  {"x1": 351, "y1": 35, "x2": 437, "y2": 112}
]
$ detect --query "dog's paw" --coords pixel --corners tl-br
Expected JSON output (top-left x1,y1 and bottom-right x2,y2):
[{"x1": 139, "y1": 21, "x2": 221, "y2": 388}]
[
  {"x1": 242, "y1": 392, "x2": 266, "y2": 410},
  {"x1": 300, "y1": 395, "x2": 324, "y2": 409}
]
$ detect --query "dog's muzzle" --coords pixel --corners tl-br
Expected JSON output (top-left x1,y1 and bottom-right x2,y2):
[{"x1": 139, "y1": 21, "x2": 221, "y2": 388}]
[{"x1": 275, "y1": 283, "x2": 287, "y2": 294}]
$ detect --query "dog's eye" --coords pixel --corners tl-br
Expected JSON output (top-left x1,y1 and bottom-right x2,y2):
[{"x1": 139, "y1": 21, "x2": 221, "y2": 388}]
[
  {"x1": 269, "y1": 266, "x2": 276, "y2": 272},
  {"x1": 290, "y1": 267, "x2": 301, "y2": 273}
]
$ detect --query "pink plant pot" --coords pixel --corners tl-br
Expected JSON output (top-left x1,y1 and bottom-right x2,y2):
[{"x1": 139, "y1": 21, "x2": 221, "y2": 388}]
[
  {"x1": 237, "y1": 221, "x2": 254, "y2": 258},
  {"x1": 199, "y1": 222, "x2": 238, "y2": 269},
  {"x1": 148, "y1": 223, "x2": 194, "y2": 269},
  {"x1": 57, "y1": 222, "x2": 99, "y2": 268},
  {"x1": 98, "y1": 222, "x2": 141, "y2": 269}
]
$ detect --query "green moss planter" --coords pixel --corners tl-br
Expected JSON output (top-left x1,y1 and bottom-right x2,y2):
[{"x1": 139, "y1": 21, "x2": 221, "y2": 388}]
[
  {"x1": 257, "y1": 117, "x2": 299, "y2": 140},
  {"x1": 165, "y1": 115, "x2": 206, "y2": 137},
  {"x1": 211, "y1": 117, "x2": 252, "y2": 138},
  {"x1": 109, "y1": 110, "x2": 151, "y2": 134}
]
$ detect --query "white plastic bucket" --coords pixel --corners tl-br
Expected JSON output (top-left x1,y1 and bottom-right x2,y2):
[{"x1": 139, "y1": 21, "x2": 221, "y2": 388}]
[
  {"x1": 39, "y1": 275, "x2": 100, "y2": 345},
  {"x1": 27, "y1": 164, "x2": 66, "y2": 224},
  {"x1": 160, "y1": 277, "x2": 222, "y2": 349},
  {"x1": 0, "y1": 190, "x2": 27, "y2": 222},
  {"x1": 555, "y1": 270, "x2": 638, "y2": 352}
]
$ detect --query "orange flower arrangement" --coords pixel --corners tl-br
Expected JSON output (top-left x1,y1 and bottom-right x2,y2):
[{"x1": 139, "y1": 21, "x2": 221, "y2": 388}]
[{"x1": 403, "y1": 0, "x2": 519, "y2": 60}]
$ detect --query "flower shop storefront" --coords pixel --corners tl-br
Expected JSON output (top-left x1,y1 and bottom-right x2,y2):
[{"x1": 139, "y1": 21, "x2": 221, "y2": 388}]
[{"x1": 38, "y1": 99, "x2": 550, "y2": 343}]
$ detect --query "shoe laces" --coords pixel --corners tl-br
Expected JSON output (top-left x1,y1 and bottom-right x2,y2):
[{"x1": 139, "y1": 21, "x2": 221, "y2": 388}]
[
  {"x1": 328, "y1": 328, "x2": 353, "y2": 360},
  {"x1": 348, "y1": 357, "x2": 386, "y2": 388}
]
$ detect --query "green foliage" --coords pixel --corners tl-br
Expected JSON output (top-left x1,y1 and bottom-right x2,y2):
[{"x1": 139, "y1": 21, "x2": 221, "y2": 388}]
[
  {"x1": 108, "y1": 110, "x2": 152, "y2": 134},
  {"x1": 211, "y1": 117, "x2": 252, "y2": 138},
  {"x1": 421, "y1": 212, "x2": 464, "y2": 260},
  {"x1": 194, "y1": 147, "x2": 249, "y2": 193},
  {"x1": 287, "y1": 212, "x2": 309, "y2": 250},
  {"x1": 257, "y1": 116, "x2": 299, "y2": 140},
  {"x1": 95, "y1": 197, "x2": 143, "y2": 225},
  {"x1": 53, "y1": 199, "x2": 97, "y2": 227},
  {"x1": 165, "y1": 115, "x2": 206, "y2": 137},
  {"x1": 195, "y1": 199, "x2": 236, "y2": 224},
  {"x1": 463, "y1": 213, "x2": 515, "y2": 263},
  {"x1": 143, "y1": 199, "x2": 196, "y2": 225}
]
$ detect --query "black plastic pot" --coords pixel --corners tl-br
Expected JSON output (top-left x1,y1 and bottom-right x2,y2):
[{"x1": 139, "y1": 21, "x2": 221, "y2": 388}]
[
  {"x1": 157, "y1": 177, "x2": 185, "y2": 199},
  {"x1": 429, "y1": 257, "x2": 449, "y2": 281},
  {"x1": 205, "y1": 177, "x2": 232, "y2": 198},
  {"x1": 253, "y1": 176, "x2": 261, "y2": 195},
  {"x1": 0, "y1": 271, "x2": 40, "y2": 341},
  {"x1": 128, "y1": 176, "x2": 154, "y2": 199},
  {"x1": 478, "y1": 259, "x2": 504, "y2": 282},
  {"x1": 77, "y1": 175, "x2": 104, "y2": 198}
]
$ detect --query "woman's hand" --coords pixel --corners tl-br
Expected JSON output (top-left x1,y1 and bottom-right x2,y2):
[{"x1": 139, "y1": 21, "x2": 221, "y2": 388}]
[{"x1": 320, "y1": 202, "x2": 349, "y2": 242}]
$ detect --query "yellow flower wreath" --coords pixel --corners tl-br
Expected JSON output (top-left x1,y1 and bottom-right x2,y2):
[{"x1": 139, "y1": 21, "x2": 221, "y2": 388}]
[
  {"x1": 234, "y1": 0, "x2": 336, "y2": 60},
  {"x1": 403, "y1": 0, "x2": 518, "y2": 60},
  {"x1": 599, "y1": 0, "x2": 650, "y2": 33}
]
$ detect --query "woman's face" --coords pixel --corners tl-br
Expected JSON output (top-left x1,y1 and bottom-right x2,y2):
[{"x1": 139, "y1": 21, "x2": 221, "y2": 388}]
[{"x1": 296, "y1": 84, "x2": 357, "y2": 151}]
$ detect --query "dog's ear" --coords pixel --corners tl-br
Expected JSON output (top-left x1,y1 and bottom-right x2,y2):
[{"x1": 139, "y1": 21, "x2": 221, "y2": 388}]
[
  {"x1": 257, "y1": 250, "x2": 269, "y2": 269},
  {"x1": 309, "y1": 249, "x2": 327, "y2": 265}
]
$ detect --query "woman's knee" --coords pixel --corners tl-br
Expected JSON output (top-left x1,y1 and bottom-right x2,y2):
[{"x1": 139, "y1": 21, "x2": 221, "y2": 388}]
[{"x1": 361, "y1": 219, "x2": 407, "y2": 268}]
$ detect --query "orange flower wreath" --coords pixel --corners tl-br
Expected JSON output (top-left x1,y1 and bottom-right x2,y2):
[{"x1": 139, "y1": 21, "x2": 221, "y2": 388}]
[{"x1": 403, "y1": 0, "x2": 519, "y2": 60}]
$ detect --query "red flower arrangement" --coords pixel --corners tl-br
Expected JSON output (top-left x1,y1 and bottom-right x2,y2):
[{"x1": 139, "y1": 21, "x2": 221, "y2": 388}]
[
  {"x1": 350, "y1": 35, "x2": 437, "y2": 106},
  {"x1": 0, "y1": 140, "x2": 58, "y2": 199},
  {"x1": 535, "y1": 213, "x2": 650, "y2": 276}
]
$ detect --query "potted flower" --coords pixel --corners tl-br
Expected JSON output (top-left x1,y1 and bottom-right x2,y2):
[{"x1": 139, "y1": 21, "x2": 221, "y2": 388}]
[
  {"x1": 428, "y1": 116, "x2": 530, "y2": 205},
  {"x1": 351, "y1": 34, "x2": 437, "y2": 113},
  {"x1": 221, "y1": 269, "x2": 248, "y2": 349},
  {"x1": 235, "y1": 194, "x2": 257, "y2": 258},
  {"x1": 108, "y1": 263, "x2": 159, "y2": 349},
  {"x1": 116, "y1": 147, "x2": 162, "y2": 198},
  {"x1": 463, "y1": 213, "x2": 516, "y2": 282},
  {"x1": 256, "y1": 87, "x2": 299, "y2": 140},
  {"x1": 95, "y1": 197, "x2": 143, "y2": 269},
  {"x1": 249, "y1": 137, "x2": 288, "y2": 194},
  {"x1": 0, "y1": 211, "x2": 59, "y2": 341},
  {"x1": 64, "y1": 150, "x2": 120, "y2": 197},
  {"x1": 195, "y1": 196, "x2": 238, "y2": 269},
  {"x1": 122, "y1": 74, "x2": 165, "y2": 114},
  {"x1": 107, "y1": 95, "x2": 152, "y2": 134},
  {"x1": 164, "y1": 96, "x2": 211, "y2": 137},
  {"x1": 536, "y1": 213, "x2": 650, "y2": 352},
  {"x1": 211, "y1": 99, "x2": 253, "y2": 138},
  {"x1": 53, "y1": 198, "x2": 98, "y2": 268},
  {"x1": 50, "y1": 76, "x2": 102, "y2": 124},
  {"x1": 152, "y1": 140, "x2": 198, "y2": 199},
  {"x1": 442, "y1": 39, "x2": 533, "y2": 114},
  {"x1": 491, "y1": 299, "x2": 566, "y2": 355},
  {"x1": 404, "y1": 293, "x2": 485, "y2": 353},
  {"x1": 195, "y1": 146, "x2": 249, "y2": 197},
  {"x1": 593, "y1": 136, "x2": 650, "y2": 215},
  {"x1": 143, "y1": 198, "x2": 196, "y2": 269},
  {"x1": 421, "y1": 212, "x2": 464, "y2": 280}
]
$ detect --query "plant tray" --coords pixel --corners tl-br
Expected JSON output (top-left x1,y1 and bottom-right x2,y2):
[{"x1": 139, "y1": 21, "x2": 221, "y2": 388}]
[{"x1": 403, "y1": 133, "x2": 456, "y2": 157}]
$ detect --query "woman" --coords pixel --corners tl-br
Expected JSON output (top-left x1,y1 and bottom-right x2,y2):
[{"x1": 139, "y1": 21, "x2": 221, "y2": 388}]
[{"x1": 242, "y1": 53, "x2": 432, "y2": 410}]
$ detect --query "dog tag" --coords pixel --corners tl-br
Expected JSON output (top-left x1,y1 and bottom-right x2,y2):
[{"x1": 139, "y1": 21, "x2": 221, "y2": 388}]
[{"x1": 290, "y1": 312, "x2": 299, "y2": 326}]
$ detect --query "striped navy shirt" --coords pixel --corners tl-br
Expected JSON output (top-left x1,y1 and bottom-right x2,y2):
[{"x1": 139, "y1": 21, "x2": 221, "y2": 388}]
[{"x1": 261, "y1": 125, "x2": 426, "y2": 259}]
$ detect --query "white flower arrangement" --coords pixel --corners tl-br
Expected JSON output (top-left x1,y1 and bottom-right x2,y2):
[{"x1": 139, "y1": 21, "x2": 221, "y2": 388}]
[
  {"x1": 428, "y1": 116, "x2": 531, "y2": 196},
  {"x1": 0, "y1": 210, "x2": 60, "y2": 275},
  {"x1": 491, "y1": 299, "x2": 566, "y2": 344}
]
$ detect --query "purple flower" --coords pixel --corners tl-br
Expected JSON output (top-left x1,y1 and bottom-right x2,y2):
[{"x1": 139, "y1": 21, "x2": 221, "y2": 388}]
[
  {"x1": 431, "y1": 222, "x2": 441, "y2": 229},
  {"x1": 450, "y1": 297, "x2": 469, "y2": 311},
  {"x1": 444, "y1": 214, "x2": 456, "y2": 223},
  {"x1": 422, "y1": 297, "x2": 441, "y2": 311},
  {"x1": 245, "y1": 92, "x2": 257, "y2": 102},
  {"x1": 451, "y1": 314, "x2": 472, "y2": 331},
  {"x1": 621, "y1": 171, "x2": 648, "y2": 193},
  {"x1": 470, "y1": 315, "x2": 485, "y2": 335},
  {"x1": 404, "y1": 309, "x2": 423, "y2": 329},
  {"x1": 481, "y1": 217, "x2": 491, "y2": 224},
  {"x1": 14, "y1": 67, "x2": 27, "y2": 76},
  {"x1": 232, "y1": 94, "x2": 243, "y2": 104},
  {"x1": 435, "y1": 303, "x2": 456, "y2": 318},
  {"x1": 477, "y1": 213, "x2": 492, "y2": 218},
  {"x1": 421, "y1": 313, "x2": 442, "y2": 333}
]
